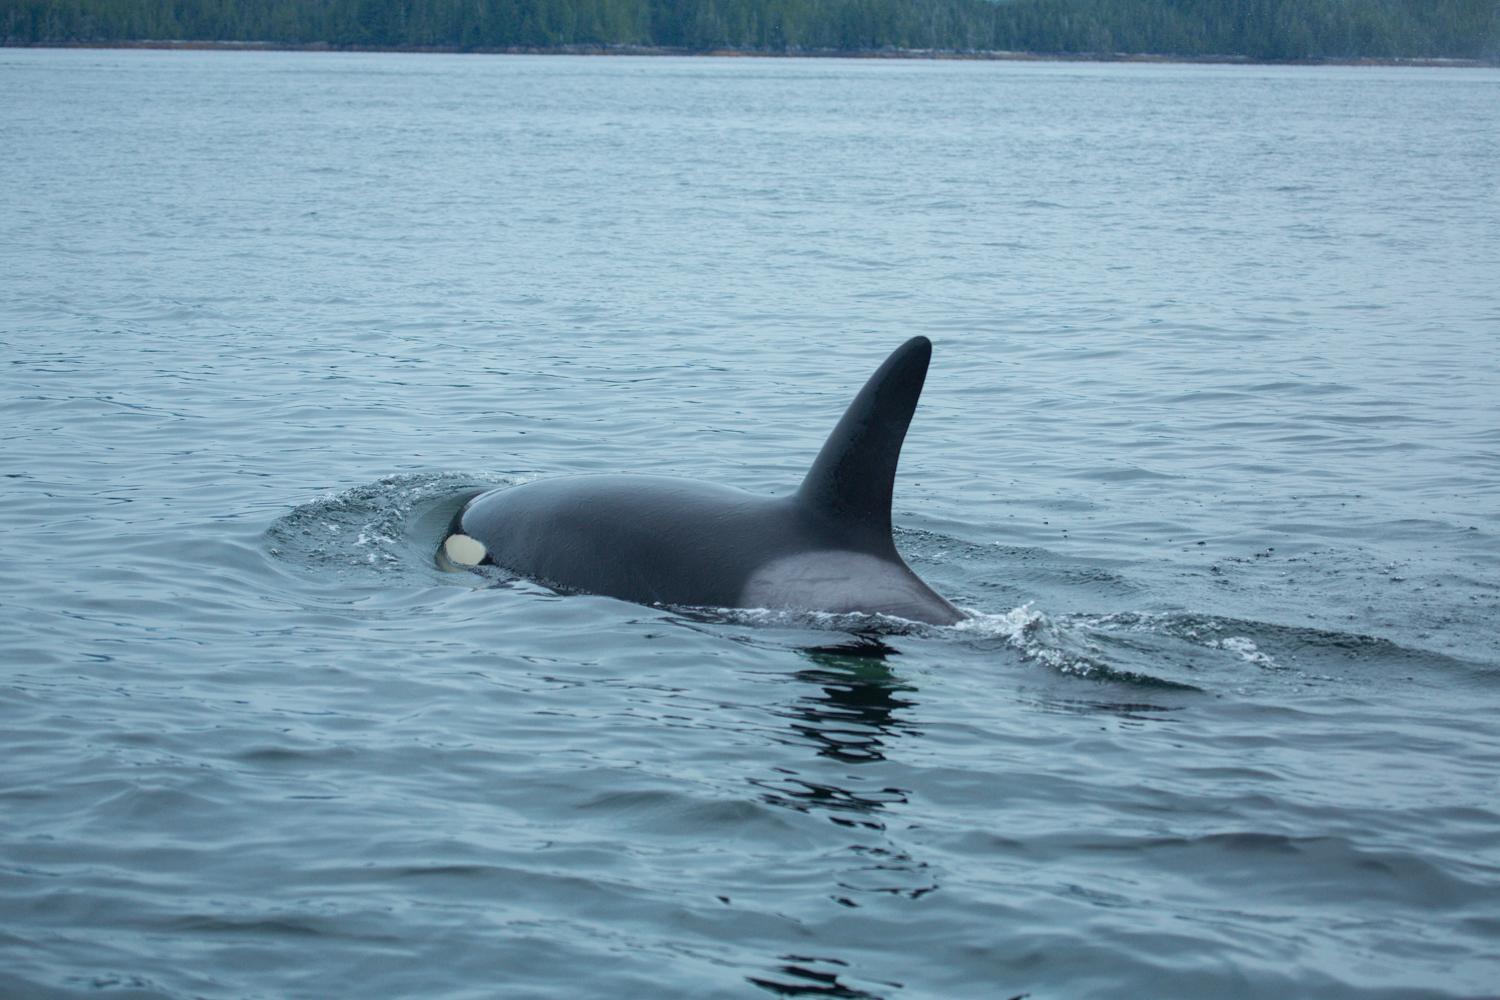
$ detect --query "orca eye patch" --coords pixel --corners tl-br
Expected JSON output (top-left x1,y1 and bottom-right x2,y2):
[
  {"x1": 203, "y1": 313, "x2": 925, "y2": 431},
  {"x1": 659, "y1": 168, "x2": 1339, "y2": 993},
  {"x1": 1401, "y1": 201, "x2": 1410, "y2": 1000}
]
[{"x1": 443, "y1": 533, "x2": 488, "y2": 566}]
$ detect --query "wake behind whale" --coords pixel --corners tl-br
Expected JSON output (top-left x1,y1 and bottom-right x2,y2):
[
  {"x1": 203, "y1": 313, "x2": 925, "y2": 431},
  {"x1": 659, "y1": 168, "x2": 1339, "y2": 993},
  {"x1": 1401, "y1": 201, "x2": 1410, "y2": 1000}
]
[{"x1": 442, "y1": 337, "x2": 964, "y2": 624}]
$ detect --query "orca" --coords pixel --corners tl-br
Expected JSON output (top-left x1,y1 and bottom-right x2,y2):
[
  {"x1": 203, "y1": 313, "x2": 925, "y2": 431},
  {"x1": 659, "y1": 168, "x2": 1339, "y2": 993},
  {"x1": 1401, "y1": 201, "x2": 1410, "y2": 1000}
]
[{"x1": 442, "y1": 336, "x2": 964, "y2": 625}]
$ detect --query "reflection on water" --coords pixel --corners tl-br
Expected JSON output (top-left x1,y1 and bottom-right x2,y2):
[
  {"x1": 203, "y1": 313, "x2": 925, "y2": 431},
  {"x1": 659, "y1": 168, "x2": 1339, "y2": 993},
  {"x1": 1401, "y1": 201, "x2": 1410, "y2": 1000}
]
[
  {"x1": 788, "y1": 640, "x2": 919, "y2": 764},
  {"x1": 747, "y1": 772, "x2": 907, "y2": 830},
  {"x1": 753, "y1": 637, "x2": 941, "y2": 904},
  {"x1": 751, "y1": 638, "x2": 918, "y2": 826},
  {"x1": 748, "y1": 954, "x2": 893, "y2": 998},
  {"x1": 745, "y1": 638, "x2": 936, "y2": 998},
  {"x1": 1018, "y1": 695, "x2": 1184, "y2": 722}
]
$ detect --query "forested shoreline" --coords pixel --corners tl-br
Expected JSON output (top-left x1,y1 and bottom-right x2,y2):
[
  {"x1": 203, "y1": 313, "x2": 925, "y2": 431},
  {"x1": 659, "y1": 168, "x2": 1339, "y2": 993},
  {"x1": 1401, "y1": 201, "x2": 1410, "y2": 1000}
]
[{"x1": 4, "y1": 0, "x2": 1497, "y2": 63}]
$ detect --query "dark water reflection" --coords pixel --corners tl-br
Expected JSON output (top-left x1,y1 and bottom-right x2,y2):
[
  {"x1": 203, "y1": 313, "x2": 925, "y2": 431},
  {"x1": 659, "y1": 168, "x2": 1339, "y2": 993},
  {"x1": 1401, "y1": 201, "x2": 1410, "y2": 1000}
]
[
  {"x1": 746, "y1": 641, "x2": 940, "y2": 998},
  {"x1": 748, "y1": 955, "x2": 895, "y2": 998},
  {"x1": 788, "y1": 639, "x2": 917, "y2": 765},
  {"x1": 751, "y1": 639, "x2": 917, "y2": 827}
]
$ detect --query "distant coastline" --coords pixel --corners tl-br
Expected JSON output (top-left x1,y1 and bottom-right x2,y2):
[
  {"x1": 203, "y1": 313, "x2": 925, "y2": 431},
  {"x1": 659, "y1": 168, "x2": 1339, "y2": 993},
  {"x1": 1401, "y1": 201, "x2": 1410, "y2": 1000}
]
[
  {"x1": 8, "y1": 0, "x2": 1495, "y2": 65},
  {"x1": 8, "y1": 40, "x2": 1495, "y2": 68}
]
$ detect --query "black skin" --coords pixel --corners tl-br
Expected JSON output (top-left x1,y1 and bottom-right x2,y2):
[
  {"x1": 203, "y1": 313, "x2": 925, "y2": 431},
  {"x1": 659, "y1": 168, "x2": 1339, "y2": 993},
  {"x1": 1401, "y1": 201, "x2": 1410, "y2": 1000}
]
[{"x1": 449, "y1": 337, "x2": 964, "y2": 625}]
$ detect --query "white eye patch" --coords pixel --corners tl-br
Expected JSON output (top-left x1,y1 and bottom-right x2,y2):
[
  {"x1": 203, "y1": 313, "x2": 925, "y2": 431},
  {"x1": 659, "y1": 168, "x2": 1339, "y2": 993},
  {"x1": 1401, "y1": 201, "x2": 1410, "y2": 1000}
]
[{"x1": 443, "y1": 533, "x2": 488, "y2": 566}]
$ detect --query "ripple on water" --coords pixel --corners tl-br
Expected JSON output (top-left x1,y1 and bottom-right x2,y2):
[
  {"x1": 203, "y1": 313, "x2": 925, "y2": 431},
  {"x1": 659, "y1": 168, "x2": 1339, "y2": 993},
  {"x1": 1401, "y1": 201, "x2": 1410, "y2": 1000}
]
[{"x1": 2, "y1": 50, "x2": 1499, "y2": 1000}]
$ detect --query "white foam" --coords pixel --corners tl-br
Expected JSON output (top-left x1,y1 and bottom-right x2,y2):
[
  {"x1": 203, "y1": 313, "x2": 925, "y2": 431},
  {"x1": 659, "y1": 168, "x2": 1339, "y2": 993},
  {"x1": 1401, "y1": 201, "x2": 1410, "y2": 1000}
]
[
  {"x1": 1210, "y1": 635, "x2": 1279, "y2": 668},
  {"x1": 950, "y1": 603, "x2": 1047, "y2": 642}
]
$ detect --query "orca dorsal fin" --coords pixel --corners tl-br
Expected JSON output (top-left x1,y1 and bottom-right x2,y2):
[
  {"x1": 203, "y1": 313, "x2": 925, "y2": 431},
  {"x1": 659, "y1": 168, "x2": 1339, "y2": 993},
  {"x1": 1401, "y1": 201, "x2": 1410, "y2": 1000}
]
[{"x1": 796, "y1": 336, "x2": 932, "y2": 549}]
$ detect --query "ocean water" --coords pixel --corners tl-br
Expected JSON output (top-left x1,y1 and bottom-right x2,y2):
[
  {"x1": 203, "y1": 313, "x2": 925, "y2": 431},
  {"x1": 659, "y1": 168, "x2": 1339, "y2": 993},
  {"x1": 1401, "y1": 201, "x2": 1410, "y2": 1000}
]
[{"x1": 2, "y1": 48, "x2": 1498, "y2": 998}]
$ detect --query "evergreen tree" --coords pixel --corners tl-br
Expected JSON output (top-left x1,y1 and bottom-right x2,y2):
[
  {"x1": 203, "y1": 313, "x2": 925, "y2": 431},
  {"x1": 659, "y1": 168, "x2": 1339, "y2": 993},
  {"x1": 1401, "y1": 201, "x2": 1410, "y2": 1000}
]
[{"x1": 2, "y1": 0, "x2": 1496, "y2": 61}]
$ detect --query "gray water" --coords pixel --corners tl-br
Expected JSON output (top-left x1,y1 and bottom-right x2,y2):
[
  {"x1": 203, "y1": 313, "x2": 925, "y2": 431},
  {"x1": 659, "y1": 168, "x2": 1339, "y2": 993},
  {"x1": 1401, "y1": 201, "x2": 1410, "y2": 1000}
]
[{"x1": 3, "y1": 48, "x2": 1499, "y2": 999}]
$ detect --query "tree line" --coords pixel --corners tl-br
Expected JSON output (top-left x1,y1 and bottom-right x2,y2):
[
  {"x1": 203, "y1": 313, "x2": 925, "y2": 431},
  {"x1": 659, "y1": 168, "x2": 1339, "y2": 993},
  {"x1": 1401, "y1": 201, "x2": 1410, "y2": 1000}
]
[{"x1": 3, "y1": 0, "x2": 1496, "y2": 60}]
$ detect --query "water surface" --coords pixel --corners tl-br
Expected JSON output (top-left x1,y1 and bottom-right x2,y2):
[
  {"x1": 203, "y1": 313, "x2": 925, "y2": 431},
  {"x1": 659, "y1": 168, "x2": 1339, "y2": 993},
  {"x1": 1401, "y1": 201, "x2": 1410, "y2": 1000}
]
[{"x1": 2, "y1": 49, "x2": 1499, "y2": 998}]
